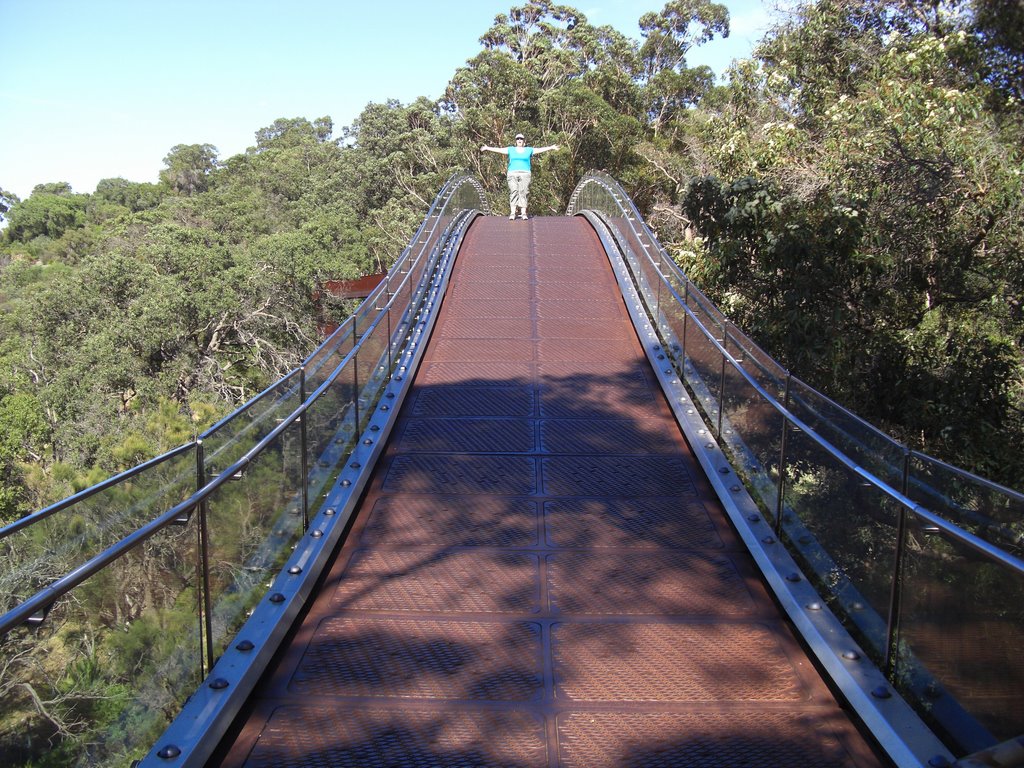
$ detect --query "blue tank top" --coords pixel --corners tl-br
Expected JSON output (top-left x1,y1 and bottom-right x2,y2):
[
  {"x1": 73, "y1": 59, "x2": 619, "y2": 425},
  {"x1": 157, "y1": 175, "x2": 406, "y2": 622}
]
[{"x1": 507, "y1": 146, "x2": 534, "y2": 172}]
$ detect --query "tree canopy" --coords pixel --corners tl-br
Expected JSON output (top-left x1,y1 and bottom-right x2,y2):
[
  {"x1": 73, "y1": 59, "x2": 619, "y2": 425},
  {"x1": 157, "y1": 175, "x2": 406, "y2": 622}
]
[
  {"x1": 1, "y1": 0, "x2": 1022, "y2": 519},
  {"x1": 2, "y1": 1, "x2": 1024, "y2": 760}
]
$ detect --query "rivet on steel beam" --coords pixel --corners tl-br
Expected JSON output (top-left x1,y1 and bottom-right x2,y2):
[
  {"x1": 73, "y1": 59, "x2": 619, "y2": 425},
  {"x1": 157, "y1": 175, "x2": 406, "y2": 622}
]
[
  {"x1": 747, "y1": 514, "x2": 760, "y2": 522},
  {"x1": 851, "y1": 602, "x2": 865, "y2": 611},
  {"x1": 731, "y1": 485, "x2": 742, "y2": 492},
  {"x1": 370, "y1": 425, "x2": 380, "y2": 431},
  {"x1": 311, "y1": 529, "x2": 324, "y2": 538},
  {"x1": 341, "y1": 479, "x2": 352, "y2": 487},
  {"x1": 762, "y1": 536, "x2": 775, "y2": 545},
  {"x1": 871, "y1": 686, "x2": 892, "y2": 699},
  {"x1": 288, "y1": 566, "x2": 302, "y2": 575},
  {"x1": 806, "y1": 602, "x2": 823, "y2": 611},
  {"x1": 841, "y1": 650, "x2": 860, "y2": 661},
  {"x1": 209, "y1": 678, "x2": 229, "y2": 690},
  {"x1": 363, "y1": 439, "x2": 373, "y2": 446},
  {"x1": 157, "y1": 745, "x2": 182, "y2": 760},
  {"x1": 718, "y1": 467, "x2": 730, "y2": 474},
  {"x1": 236, "y1": 639, "x2": 255, "y2": 652},
  {"x1": 928, "y1": 757, "x2": 952, "y2": 768},
  {"x1": 381, "y1": 405, "x2": 390, "y2": 411},
  {"x1": 269, "y1": 593, "x2": 286, "y2": 604},
  {"x1": 350, "y1": 462, "x2": 362, "y2": 469},
  {"x1": 786, "y1": 572, "x2": 801, "y2": 582},
  {"x1": 324, "y1": 508, "x2": 336, "y2": 516}
]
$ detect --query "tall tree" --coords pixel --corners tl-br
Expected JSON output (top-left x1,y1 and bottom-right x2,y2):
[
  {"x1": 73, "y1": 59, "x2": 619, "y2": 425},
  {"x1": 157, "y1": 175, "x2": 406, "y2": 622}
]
[{"x1": 159, "y1": 143, "x2": 219, "y2": 196}]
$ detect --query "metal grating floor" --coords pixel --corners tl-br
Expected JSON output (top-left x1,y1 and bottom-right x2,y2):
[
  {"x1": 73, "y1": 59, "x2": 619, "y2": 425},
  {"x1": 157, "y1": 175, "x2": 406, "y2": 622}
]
[{"x1": 214, "y1": 217, "x2": 886, "y2": 767}]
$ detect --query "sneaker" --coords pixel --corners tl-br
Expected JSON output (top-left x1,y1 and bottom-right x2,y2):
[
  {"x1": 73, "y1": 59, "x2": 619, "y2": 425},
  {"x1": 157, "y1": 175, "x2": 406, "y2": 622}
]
[{"x1": 508, "y1": 213, "x2": 516, "y2": 220}]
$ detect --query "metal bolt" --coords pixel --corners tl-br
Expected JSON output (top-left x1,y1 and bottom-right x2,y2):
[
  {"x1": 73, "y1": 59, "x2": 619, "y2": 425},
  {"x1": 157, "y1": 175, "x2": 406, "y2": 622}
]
[{"x1": 157, "y1": 745, "x2": 182, "y2": 760}]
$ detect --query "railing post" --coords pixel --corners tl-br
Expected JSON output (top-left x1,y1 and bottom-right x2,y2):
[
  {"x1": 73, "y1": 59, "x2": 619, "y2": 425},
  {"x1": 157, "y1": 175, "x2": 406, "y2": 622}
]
[
  {"x1": 884, "y1": 449, "x2": 913, "y2": 679},
  {"x1": 775, "y1": 375, "x2": 792, "y2": 534},
  {"x1": 299, "y1": 366, "x2": 309, "y2": 531},
  {"x1": 681, "y1": 282, "x2": 689, "y2": 366},
  {"x1": 352, "y1": 315, "x2": 361, "y2": 431},
  {"x1": 352, "y1": 349, "x2": 362, "y2": 434},
  {"x1": 716, "y1": 325, "x2": 728, "y2": 437},
  {"x1": 195, "y1": 440, "x2": 214, "y2": 677}
]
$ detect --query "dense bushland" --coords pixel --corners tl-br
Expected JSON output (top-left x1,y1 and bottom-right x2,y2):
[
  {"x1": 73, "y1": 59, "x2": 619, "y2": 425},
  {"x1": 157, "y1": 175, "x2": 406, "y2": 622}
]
[{"x1": 1, "y1": 0, "x2": 1022, "y2": 760}]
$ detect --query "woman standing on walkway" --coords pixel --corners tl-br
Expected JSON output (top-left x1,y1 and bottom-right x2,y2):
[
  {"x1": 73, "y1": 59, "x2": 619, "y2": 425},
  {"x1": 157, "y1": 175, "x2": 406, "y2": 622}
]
[{"x1": 481, "y1": 133, "x2": 560, "y2": 220}]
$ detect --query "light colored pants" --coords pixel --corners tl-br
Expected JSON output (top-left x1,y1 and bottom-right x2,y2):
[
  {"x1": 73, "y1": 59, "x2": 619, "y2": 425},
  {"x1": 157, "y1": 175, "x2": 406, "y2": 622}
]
[{"x1": 507, "y1": 171, "x2": 531, "y2": 212}]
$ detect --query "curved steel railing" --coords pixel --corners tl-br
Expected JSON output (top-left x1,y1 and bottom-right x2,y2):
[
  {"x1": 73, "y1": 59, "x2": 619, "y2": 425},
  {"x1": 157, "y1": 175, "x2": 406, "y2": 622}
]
[
  {"x1": 570, "y1": 171, "x2": 1024, "y2": 763},
  {"x1": 0, "y1": 173, "x2": 488, "y2": 768}
]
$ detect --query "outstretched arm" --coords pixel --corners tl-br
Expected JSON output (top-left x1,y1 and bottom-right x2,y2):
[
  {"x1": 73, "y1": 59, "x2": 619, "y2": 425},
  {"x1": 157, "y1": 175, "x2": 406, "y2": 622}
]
[
  {"x1": 480, "y1": 145, "x2": 509, "y2": 154},
  {"x1": 532, "y1": 144, "x2": 561, "y2": 155}
]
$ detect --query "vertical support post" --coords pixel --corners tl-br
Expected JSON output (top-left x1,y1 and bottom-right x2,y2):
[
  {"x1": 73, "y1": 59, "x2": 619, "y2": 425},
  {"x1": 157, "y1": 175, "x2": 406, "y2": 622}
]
[
  {"x1": 681, "y1": 282, "x2": 689, "y2": 370},
  {"x1": 196, "y1": 440, "x2": 214, "y2": 677},
  {"x1": 716, "y1": 325, "x2": 728, "y2": 437},
  {"x1": 352, "y1": 315, "x2": 361, "y2": 433},
  {"x1": 299, "y1": 366, "x2": 309, "y2": 531},
  {"x1": 775, "y1": 375, "x2": 792, "y2": 535},
  {"x1": 884, "y1": 450, "x2": 913, "y2": 678}
]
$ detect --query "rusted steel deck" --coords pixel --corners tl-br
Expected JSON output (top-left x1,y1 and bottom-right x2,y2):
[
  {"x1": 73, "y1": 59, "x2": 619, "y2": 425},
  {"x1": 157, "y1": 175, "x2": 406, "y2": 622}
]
[{"x1": 214, "y1": 217, "x2": 885, "y2": 767}]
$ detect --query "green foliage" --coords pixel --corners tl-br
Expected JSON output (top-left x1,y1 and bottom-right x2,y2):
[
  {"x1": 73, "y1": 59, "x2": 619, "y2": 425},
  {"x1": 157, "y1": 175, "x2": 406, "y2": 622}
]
[
  {"x1": 3, "y1": 2, "x2": 1024, "y2": 761},
  {"x1": 673, "y1": 0, "x2": 1024, "y2": 488},
  {"x1": 4, "y1": 191, "x2": 87, "y2": 244}
]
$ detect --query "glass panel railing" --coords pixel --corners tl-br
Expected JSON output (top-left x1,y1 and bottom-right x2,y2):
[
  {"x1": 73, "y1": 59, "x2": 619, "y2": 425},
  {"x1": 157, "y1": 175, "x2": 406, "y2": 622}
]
[
  {"x1": 719, "y1": 348, "x2": 787, "y2": 521},
  {"x1": 2, "y1": 173, "x2": 488, "y2": 767},
  {"x1": 780, "y1": 423, "x2": 898, "y2": 657},
  {"x1": 305, "y1": 361, "x2": 358, "y2": 514},
  {"x1": 907, "y1": 453, "x2": 1024, "y2": 553},
  {"x1": 568, "y1": 170, "x2": 1024, "y2": 758},
  {"x1": 788, "y1": 376, "x2": 908, "y2": 490},
  {"x1": 0, "y1": 446, "x2": 197, "y2": 615},
  {"x1": 203, "y1": 422, "x2": 304, "y2": 660},
  {"x1": 199, "y1": 370, "x2": 303, "y2": 477},
  {"x1": 304, "y1": 321, "x2": 356, "y2": 395},
  {"x1": 898, "y1": 521, "x2": 1024, "y2": 745},
  {"x1": 355, "y1": 311, "x2": 393, "y2": 434},
  {"x1": 0, "y1": 514, "x2": 203, "y2": 767}
]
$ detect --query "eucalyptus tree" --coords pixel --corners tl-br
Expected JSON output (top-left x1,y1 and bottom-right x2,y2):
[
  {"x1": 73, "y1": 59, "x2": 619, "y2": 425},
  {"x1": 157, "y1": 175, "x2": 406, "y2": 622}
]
[
  {"x1": 678, "y1": 0, "x2": 1024, "y2": 486},
  {"x1": 638, "y1": 0, "x2": 729, "y2": 135},
  {"x1": 159, "y1": 143, "x2": 219, "y2": 196}
]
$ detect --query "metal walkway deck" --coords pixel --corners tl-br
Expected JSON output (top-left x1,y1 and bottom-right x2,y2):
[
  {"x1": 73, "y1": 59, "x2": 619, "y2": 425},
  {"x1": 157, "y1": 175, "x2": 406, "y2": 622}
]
[{"x1": 212, "y1": 216, "x2": 885, "y2": 766}]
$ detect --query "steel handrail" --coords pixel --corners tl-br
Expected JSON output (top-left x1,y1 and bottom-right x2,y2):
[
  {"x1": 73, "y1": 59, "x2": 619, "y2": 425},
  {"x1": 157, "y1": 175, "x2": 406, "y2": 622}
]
[
  {"x1": 0, "y1": 442, "x2": 196, "y2": 539},
  {"x1": 0, "y1": 174, "x2": 485, "y2": 639},
  {"x1": 572, "y1": 172, "x2": 1024, "y2": 574}
]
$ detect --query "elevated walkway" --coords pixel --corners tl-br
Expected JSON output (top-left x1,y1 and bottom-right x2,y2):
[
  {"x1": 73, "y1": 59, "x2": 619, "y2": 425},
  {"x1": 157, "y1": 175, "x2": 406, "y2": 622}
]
[{"x1": 212, "y1": 217, "x2": 883, "y2": 766}]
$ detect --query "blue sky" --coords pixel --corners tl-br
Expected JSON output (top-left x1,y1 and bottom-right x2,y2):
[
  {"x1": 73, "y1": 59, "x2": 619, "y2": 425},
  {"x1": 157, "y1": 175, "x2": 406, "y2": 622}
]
[{"x1": 1, "y1": 0, "x2": 777, "y2": 200}]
